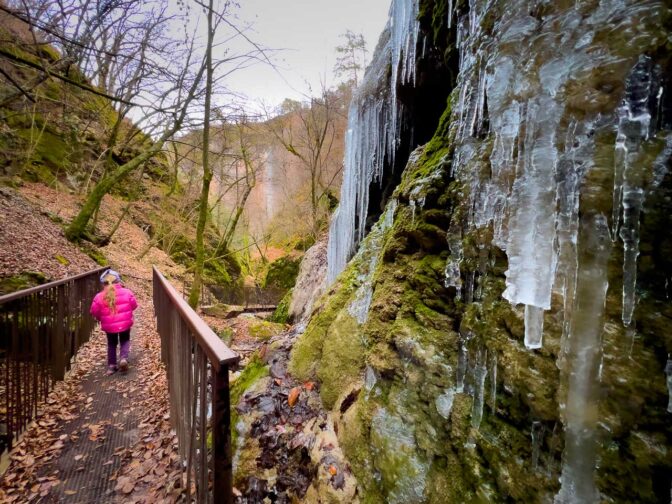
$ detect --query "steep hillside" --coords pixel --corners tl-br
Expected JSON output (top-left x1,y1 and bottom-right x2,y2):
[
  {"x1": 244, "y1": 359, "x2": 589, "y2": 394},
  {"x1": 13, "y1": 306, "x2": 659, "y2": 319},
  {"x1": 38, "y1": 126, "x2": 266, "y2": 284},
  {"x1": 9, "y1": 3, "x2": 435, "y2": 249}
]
[{"x1": 0, "y1": 10, "x2": 241, "y2": 293}]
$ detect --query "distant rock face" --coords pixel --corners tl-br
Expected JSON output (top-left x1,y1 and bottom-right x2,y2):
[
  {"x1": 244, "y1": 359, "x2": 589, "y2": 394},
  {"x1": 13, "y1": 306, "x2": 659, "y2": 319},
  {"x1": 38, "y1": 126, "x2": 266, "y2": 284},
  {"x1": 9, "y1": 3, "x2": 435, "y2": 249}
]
[
  {"x1": 290, "y1": 0, "x2": 672, "y2": 503},
  {"x1": 288, "y1": 236, "x2": 328, "y2": 322}
]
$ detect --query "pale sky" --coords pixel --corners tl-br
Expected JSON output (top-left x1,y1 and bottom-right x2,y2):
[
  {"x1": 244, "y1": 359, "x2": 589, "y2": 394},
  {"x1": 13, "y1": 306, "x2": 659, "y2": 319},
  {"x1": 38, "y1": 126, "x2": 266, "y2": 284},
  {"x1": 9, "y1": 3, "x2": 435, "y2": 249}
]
[{"x1": 221, "y1": 0, "x2": 391, "y2": 109}]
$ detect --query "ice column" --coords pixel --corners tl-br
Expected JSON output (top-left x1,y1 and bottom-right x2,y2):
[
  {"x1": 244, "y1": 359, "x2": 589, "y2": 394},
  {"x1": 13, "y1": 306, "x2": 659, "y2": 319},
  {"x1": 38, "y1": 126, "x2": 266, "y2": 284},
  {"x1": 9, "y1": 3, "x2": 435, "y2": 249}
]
[
  {"x1": 612, "y1": 56, "x2": 655, "y2": 326},
  {"x1": 470, "y1": 349, "x2": 488, "y2": 429},
  {"x1": 502, "y1": 96, "x2": 561, "y2": 346},
  {"x1": 665, "y1": 358, "x2": 672, "y2": 414},
  {"x1": 555, "y1": 215, "x2": 611, "y2": 504},
  {"x1": 326, "y1": 0, "x2": 418, "y2": 285}
]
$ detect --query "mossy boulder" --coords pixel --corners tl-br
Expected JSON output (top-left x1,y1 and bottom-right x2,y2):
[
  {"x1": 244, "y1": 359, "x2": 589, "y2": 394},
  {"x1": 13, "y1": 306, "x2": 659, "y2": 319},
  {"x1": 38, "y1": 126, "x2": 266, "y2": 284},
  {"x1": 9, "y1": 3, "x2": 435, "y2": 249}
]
[
  {"x1": 230, "y1": 353, "x2": 269, "y2": 454},
  {"x1": 262, "y1": 255, "x2": 301, "y2": 291},
  {"x1": 268, "y1": 288, "x2": 292, "y2": 323},
  {"x1": 247, "y1": 319, "x2": 286, "y2": 342}
]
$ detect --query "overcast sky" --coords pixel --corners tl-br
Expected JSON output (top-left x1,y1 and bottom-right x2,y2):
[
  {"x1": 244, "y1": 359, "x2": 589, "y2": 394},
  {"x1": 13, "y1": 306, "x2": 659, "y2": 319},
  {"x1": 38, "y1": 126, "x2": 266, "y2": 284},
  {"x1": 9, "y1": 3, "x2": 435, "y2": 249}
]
[{"x1": 220, "y1": 0, "x2": 391, "y2": 109}]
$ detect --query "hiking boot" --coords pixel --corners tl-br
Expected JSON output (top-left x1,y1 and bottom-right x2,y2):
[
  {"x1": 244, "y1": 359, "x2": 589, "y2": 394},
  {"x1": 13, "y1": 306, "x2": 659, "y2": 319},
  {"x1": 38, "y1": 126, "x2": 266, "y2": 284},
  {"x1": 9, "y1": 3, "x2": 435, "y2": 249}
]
[
  {"x1": 106, "y1": 365, "x2": 117, "y2": 376},
  {"x1": 119, "y1": 359, "x2": 128, "y2": 372}
]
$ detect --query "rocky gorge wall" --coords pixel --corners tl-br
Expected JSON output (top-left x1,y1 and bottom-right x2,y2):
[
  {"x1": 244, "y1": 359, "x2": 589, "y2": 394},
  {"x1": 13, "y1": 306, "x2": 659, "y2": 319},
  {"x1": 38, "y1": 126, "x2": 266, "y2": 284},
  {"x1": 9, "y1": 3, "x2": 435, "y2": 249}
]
[{"x1": 288, "y1": 0, "x2": 672, "y2": 502}]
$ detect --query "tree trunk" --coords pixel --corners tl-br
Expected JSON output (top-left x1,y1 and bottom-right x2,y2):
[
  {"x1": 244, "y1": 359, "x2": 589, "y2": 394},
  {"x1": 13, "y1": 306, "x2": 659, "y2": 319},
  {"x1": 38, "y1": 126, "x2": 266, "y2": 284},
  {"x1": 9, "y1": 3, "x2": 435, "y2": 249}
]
[
  {"x1": 188, "y1": 0, "x2": 215, "y2": 309},
  {"x1": 65, "y1": 142, "x2": 165, "y2": 241}
]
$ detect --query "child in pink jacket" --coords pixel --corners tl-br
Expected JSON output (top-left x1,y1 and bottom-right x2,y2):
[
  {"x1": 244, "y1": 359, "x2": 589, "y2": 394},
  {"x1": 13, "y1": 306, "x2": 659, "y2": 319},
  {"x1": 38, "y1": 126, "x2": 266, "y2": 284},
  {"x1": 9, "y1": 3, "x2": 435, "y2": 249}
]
[{"x1": 90, "y1": 269, "x2": 139, "y2": 375}]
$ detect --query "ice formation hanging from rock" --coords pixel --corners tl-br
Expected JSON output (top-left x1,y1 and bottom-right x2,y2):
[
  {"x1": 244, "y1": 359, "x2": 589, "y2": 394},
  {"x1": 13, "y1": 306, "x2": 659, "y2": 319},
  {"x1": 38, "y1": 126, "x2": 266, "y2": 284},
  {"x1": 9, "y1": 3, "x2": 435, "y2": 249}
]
[
  {"x1": 348, "y1": 199, "x2": 398, "y2": 324},
  {"x1": 554, "y1": 215, "x2": 611, "y2": 504},
  {"x1": 326, "y1": 0, "x2": 419, "y2": 285},
  {"x1": 666, "y1": 358, "x2": 672, "y2": 414},
  {"x1": 447, "y1": 0, "x2": 671, "y2": 351},
  {"x1": 442, "y1": 2, "x2": 671, "y2": 501}
]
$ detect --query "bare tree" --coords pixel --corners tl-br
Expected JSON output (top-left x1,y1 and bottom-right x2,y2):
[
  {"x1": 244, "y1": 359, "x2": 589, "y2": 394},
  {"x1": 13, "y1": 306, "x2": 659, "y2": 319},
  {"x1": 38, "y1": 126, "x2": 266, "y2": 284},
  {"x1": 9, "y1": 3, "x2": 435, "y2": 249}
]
[
  {"x1": 266, "y1": 86, "x2": 344, "y2": 237},
  {"x1": 188, "y1": 0, "x2": 217, "y2": 308}
]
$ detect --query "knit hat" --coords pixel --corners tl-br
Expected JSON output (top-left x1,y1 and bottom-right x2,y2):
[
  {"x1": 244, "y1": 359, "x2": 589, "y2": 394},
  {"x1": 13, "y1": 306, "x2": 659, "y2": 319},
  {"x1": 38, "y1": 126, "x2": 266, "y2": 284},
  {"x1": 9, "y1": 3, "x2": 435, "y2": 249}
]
[{"x1": 100, "y1": 269, "x2": 122, "y2": 284}]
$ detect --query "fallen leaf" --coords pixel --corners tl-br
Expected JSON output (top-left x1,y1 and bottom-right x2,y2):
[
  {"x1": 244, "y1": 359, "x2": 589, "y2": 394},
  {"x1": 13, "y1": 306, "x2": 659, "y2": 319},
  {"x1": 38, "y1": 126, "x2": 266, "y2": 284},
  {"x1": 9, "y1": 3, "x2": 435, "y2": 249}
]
[
  {"x1": 64, "y1": 490, "x2": 77, "y2": 495},
  {"x1": 288, "y1": 387, "x2": 300, "y2": 408}
]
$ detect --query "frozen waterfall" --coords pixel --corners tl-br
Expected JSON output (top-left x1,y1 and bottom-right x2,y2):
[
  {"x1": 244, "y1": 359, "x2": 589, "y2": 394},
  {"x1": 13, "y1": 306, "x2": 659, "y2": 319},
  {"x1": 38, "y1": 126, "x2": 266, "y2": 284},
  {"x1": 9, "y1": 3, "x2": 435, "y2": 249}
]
[{"x1": 326, "y1": 0, "x2": 419, "y2": 285}]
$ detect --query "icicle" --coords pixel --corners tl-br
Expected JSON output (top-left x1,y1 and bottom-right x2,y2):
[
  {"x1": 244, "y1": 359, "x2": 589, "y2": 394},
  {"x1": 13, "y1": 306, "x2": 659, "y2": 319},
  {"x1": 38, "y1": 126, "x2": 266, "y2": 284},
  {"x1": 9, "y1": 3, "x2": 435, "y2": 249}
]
[
  {"x1": 619, "y1": 185, "x2": 643, "y2": 326},
  {"x1": 348, "y1": 199, "x2": 397, "y2": 324},
  {"x1": 524, "y1": 305, "x2": 544, "y2": 349},
  {"x1": 555, "y1": 214, "x2": 611, "y2": 504},
  {"x1": 436, "y1": 388, "x2": 456, "y2": 420},
  {"x1": 465, "y1": 271, "x2": 476, "y2": 304},
  {"x1": 447, "y1": 0, "x2": 453, "y2": 29},
  {"x1": 456, "y1": 343, "x2": 468, "y2": 393},
  {"x1": 444, "y1": 220, "x2": 464, "y2": 298},
  {"x1": 326, "y1": 0, "x2": 419, "y2": 285},
  {"x1": 471, "y1": 349, "x2": 488, "y2": 429},
  {"x1": 502, "y1": 96, "x2": 560, "y2": 318},
  {"x1": 555, "y1": 120, "x2": 590, "y2": 364},
  {"x1": 665, "y1": 358, "x2": 672, "y2": 414},
  {"x1": 365, "y1": 366, "x2": 378, "y2": 393},
  {"x1": 489, "y1": 353, "x2": 498, "y2": 412},
  {"x1": 531, "y1": 421, "x2": 544, "y2": 470}
]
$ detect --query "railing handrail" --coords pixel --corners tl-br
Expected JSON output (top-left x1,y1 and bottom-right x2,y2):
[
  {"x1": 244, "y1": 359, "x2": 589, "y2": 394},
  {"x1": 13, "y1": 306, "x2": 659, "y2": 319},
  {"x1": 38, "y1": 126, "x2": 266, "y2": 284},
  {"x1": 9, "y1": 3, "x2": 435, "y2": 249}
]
[
  {"x1": 0, "y1": 266, "x2": 108, "y2": 304},
  {"x1": 152, "y1": 267, "x2": 239, "y2": 371}
]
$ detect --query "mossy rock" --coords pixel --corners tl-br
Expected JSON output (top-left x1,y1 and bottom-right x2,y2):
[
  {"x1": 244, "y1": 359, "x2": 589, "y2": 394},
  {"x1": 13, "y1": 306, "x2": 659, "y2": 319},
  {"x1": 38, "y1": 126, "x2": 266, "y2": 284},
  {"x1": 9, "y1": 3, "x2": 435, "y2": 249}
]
[
  {"x1": 262, "y1": 255, "x2": 301, "y2": 291},
  {"x1": 0, "y1": 271, "x2": 49, "y2": 295},
  {"x1": 268, "y1": 288, "x2": 292, "y2": 323},
  {"x1": 230, "y1": 353, "x2": 269, "y2": 451},
  {"x1": 247, "y1": 319, "x2": 286, "y2": 342},
  {"x1": 218, "y1": 327, "x2": 234, "y2": 345},
  {"x1": 78, "y1": 242, "x2": 108, "y2": 266}
]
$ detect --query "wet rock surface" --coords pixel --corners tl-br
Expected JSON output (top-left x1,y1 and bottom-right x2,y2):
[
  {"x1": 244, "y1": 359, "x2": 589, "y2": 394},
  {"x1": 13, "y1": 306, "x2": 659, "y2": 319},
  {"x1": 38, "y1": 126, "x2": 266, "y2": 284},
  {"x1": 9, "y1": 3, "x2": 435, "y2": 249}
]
[{"x1": 233, "y1": 329, "x2": 358, "y2": 503}]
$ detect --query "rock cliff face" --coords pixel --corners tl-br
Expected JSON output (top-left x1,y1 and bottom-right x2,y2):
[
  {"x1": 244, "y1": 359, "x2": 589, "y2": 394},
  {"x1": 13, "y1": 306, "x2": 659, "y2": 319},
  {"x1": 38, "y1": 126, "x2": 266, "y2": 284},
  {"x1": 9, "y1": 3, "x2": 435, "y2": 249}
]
[{"x1": 290, "y1": 0, "x2": 672, "y2": 502}]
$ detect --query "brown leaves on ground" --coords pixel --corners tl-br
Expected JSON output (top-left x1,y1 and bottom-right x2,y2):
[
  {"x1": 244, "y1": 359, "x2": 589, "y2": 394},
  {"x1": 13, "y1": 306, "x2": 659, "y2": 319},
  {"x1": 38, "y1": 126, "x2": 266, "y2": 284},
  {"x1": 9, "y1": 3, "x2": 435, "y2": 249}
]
[
  {"x1": 0, "y1": 331, "x2": 102, "y2": 502},
  {"x1": 0, "y1": 186, "x2": 96, "y2": 280}
]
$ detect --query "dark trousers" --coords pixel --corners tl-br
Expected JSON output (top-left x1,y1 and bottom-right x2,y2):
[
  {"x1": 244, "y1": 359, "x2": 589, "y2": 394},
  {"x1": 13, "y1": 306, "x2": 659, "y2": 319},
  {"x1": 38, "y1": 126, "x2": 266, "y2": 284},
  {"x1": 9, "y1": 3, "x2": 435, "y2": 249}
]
[{"x1": 106, "y1": 329, "x2": 130, "y2": 367}]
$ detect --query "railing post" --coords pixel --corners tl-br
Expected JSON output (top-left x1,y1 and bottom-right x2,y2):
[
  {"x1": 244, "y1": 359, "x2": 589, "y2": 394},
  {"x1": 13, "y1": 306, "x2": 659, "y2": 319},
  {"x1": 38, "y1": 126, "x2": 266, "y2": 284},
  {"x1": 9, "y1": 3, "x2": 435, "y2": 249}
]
[
  {"x1": 213, "y1": 364, "x2": 233, "y2": 504},
  {"x1": 52, "y1": 284, "x2": 66, "y2": 381}
]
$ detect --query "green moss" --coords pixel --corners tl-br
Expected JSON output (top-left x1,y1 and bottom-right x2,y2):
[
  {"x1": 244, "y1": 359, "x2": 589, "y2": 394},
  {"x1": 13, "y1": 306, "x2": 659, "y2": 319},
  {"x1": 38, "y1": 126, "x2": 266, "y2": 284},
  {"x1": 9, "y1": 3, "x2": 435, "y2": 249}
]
[
  {"x1": 316, "y1": 311, "x2": 366, "y2": 408},
  {"x1": 53, "y1": 254, "x2": 70, "y2": 265},
  {"x1": 268, "y1": 288, "x2": 292, "y2": 323},
  {"x1": 204, "y1": 257, "x2": 232, "y2": 285},
  {"x1": 262, "y1": 255, "x2": 301, "y2": 290},
  {"x1": 0, "y1": 271, "x2": 49, "y2": 295},
  {"x1": 230, "y1": 354, "x2": 269, "y2": 450},
  {"x1": 79, "y1": 243, "x2": 108, "y2": 266},
  {"x1": 289, "y1": 263, "x2": 358, "y2": 381},
  {"x1": 247, "y1": 319, "x2": 285, "y2": 341}
]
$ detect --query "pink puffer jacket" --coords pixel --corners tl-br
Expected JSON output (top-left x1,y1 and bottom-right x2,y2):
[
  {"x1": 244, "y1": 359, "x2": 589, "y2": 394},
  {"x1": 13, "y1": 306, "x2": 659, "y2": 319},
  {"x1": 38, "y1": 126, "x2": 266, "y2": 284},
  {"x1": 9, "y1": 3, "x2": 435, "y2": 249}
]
[{"x1": 90, "y1": 284, "x2": 138, "y2": 333}]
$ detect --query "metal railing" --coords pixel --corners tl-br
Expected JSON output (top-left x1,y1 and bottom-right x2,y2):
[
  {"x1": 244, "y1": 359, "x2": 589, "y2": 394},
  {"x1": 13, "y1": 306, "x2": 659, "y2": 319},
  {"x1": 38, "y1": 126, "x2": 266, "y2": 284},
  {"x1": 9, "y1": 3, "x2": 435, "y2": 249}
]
[
  {"x1": 0, "y1": 266, "x2": 106, "y2": 455},
  {"x1": 153, "y1": 267, "x2": 240, "y2": 504}
]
